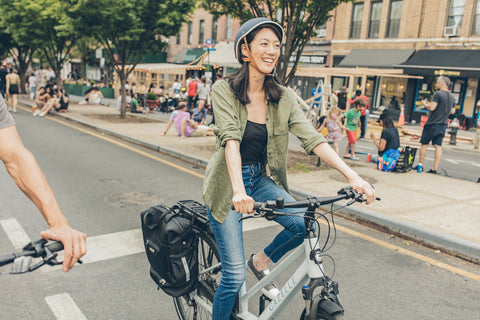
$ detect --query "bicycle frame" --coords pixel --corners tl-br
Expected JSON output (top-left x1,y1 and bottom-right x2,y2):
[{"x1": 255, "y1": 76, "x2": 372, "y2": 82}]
[{"x1": 192, "y1": 231, "x2": 327, "y2": 320}]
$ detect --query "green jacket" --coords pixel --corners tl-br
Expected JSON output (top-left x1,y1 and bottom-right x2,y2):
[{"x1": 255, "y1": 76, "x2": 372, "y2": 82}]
[{"x1": 202, "y1": 79, "x2": 326, "y2": 223}]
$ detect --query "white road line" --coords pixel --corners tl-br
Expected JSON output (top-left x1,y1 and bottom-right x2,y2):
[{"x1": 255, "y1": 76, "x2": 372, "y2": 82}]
[
  {"x1": 44, "y1": 221, "x2": 275, "y2": 272},
  {"x1": 45, "y1": 292, "x2": 87, "y2": 320},
  {"x1": 1, "y1": 218, "x2": 31, "y2": 250}
]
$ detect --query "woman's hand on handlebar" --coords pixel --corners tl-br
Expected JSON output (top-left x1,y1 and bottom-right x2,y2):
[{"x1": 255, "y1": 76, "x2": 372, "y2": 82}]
[
  {"x1": 348, "y1": 175, "x2": 376, "y2": 204},
  {"x1": 231, "y1": 192, "x2": 255, "y2": 214},
  {"x1": 40, "y1": 224, "x2": 87, "y2": 272}
]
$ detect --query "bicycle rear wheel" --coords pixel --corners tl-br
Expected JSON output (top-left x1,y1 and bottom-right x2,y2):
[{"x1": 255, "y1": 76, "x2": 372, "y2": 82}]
[{"x1": 174, "y1": 232, "x2": 220, "y2": 320}]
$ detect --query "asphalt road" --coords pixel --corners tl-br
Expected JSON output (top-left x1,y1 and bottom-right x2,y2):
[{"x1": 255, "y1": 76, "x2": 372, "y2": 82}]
[{"x1": 1, "y1": 109, "x2": 479, "y2": 319}]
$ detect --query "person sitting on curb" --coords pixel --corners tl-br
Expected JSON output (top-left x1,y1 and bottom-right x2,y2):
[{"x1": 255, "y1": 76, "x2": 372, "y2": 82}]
[
  {"x1": 192, "y1": 99, "x2": 208, "y2": 125},
  {"x1": 35, "y1": 88, "x2": 69, "y2": 117},
  {"x1": 370, "y1": 112, "x2": 400, "y2": 163},
  {"x1": 162, "y1": 102, "x2": 214, "y2": 139},
  {"x1": 129, "y1": 94, "x2": 146, "y2": 114}
]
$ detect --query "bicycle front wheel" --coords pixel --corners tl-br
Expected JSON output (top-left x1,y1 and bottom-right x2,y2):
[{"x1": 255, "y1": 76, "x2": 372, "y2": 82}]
[{"x1": 174, "y1": 232, "x2": 220, "y2": 320}]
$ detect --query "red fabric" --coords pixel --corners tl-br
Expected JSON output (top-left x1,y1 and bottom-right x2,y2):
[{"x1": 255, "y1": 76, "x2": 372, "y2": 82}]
[
  {"x1": 346, "y1": 130, "x2": 356, "y2": 144},
  {"x1": 348, "y1": 95, "x2": 370, "y2": 116},
  {"x1": 188, "y1": 81, "x2": 197, "y2": 97}
]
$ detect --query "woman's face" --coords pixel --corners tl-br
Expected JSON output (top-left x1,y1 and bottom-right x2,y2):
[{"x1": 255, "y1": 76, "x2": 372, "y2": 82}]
[{"x1": 243, "y1": 28, "x2": 280, "y2": 75}]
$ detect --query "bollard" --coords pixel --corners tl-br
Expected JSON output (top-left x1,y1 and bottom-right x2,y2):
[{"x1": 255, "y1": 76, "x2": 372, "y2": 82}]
[
  {"x1": 449, "y1": 118, "x2": 460, "y2": 145},
  {"x1": 474, "y1": 128, "x2": 480, "y2": 150},
  {"x1": 449, "y1": 127, "x2": 458, "y2": 145}
]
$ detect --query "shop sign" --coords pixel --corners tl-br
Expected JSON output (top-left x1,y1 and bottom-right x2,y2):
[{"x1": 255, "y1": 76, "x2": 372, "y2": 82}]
[
  {"x1": 289, "y1": 55, "x2": 326, "y2": 65},
  {"x1": 434, "y1": 70, "x2": 461, "y2": 77}
]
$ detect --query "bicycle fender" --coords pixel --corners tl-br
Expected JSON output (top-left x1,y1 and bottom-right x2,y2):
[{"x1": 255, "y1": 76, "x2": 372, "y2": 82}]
[{"x1": 308, "y1": 295, "x2": 344, "y2": 320}]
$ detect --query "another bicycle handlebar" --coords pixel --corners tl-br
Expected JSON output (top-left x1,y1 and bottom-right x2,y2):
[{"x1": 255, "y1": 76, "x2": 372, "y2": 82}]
[{"x1": 0, "y1": 239, "x2": 74, "y2": 273}]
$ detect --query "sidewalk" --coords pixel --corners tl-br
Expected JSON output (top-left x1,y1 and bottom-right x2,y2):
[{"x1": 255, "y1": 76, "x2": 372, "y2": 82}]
[{"x1": 19, "y1": 97, "x2": 480, "y2": 264}]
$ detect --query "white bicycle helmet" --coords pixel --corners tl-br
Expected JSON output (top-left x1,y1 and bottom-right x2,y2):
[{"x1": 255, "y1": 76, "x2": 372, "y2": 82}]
[{"x1": 234, "y1": 17, "x2": 284, "y2": 64}]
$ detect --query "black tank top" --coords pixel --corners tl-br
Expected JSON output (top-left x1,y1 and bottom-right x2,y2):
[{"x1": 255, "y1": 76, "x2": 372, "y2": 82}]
[{"x1": 240, "y1": 120, "x2": 268, "y2": 165}]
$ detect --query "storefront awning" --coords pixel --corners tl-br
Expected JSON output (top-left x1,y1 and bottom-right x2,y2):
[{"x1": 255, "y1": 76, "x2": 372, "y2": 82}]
[
  {"x1": 339, "y1": 49, "x2": 415, "y2": 69},
  {"x1": 396, "y1": 49, "x2": 480, "y2": 77},
  {"x1": 183, "y1": 48, "x2": 206, "y2": 64}
]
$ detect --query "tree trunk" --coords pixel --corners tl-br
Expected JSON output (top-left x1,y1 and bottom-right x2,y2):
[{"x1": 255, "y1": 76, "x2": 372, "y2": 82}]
[{"x1": 118, "y1": 69, "x2": 127, "y2": 119}]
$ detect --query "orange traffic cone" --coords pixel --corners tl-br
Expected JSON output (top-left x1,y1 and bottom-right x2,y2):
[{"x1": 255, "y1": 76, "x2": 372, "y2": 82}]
[{"x1": 398, "y1": 106, "x2": 405, "y2": 126}]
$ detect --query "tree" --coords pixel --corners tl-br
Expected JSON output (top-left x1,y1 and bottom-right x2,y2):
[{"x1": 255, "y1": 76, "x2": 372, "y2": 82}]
[
  {"x1": 203, "y1": 0, "x2": 352, "y2": 86},
  {"x1": 65, "y1": 0, "x2": 197, "y2": 118},
  {"x1": 0, "y1": 0, "x2": 44, "y2": 93},
  {"x1": 37, "y1": 0, "x2": 78, "y2": 88}
]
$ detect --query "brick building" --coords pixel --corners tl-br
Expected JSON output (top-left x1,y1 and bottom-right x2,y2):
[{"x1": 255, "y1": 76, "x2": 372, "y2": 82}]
[{"x1": 329, "y1": 0, "x2": 480, "y2": 126}]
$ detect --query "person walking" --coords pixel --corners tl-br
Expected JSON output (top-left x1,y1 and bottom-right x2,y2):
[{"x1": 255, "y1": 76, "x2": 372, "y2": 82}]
[
  {"x1": 348, "y1": 89, "x2": 370, "y2": 139},
  {"x1": 337, "y1": 86, "x2": 348, "y2": 111},
  {"x1": 202, "y1": 17, "x2": 375, "y2": 320},
  {"x1": 6, "y1": 68, "x2": 21, "y2": 112},
  {"x1": 0, "y1": 63, "x2": 8, "y2": 98},
  {"x1": 417, "y1": 76, "x2": 455, "y2": 174},
  {"x1": 28, "y1": 72, "x2": 37, "y2": 100},
  {"x1": 187, "y1": 77, "x2": 198, "y2": 110}
]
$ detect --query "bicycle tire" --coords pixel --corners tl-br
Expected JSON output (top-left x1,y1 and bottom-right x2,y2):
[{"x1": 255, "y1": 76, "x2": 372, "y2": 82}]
[
  {"x1": 174, "y1": 232, "x2": 240, "y2": 320},
  {"x1": 300, "y1": 309, "x2": 344, "y2": 320}
]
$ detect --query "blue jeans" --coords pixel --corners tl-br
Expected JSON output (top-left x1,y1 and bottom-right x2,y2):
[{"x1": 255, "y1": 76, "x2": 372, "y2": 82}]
[{"x1": 207, "y1": 162, "x2": 306, "y2": 320}]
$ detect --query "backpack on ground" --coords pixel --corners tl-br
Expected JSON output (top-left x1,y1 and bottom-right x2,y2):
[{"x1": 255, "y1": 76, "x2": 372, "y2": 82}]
[
  {"x1": 140, "y1": 202, "x2": 205, "y2": 297},
  {"x1": 377, "y1": 148, "x2": 401, "y2": 172},
  {"x1": 395, "y1": 146, "x2": 417, "y2": 173}
]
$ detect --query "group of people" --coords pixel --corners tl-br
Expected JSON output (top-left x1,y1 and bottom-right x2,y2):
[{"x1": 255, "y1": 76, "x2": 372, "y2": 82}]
[{"x1": 34, "y1": 85, "x2": 69, "y2": 117}]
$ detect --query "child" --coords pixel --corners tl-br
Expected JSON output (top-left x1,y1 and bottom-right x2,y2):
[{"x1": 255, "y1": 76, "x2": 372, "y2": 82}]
[
  {"x1": 315, "y1": 115, "x2": 328, "y2": 137},
  {"x1": 317, "y1": 106, "x2": 345, "y2": 154},
  {"x1": 343, "y1": 99, "x2": 365, "y2": 160}
]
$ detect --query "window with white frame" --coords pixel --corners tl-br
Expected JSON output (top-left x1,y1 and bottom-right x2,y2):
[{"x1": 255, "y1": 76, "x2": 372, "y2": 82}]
[
  {"x1": 350, "y1": 3, "x2": 364, "y2": 39},
  {"x1": 188, "y1": 22, "x2": 193, "y2": 44},
  {"x1": 447, "y1": 0, "x2": 465, "y2": 27},
  {"x1": 387, "y1": 0, "x2": 402, "y2": 38},
  {"x1": 368, "y1": 1, "x2": 382, "y2": 38},
  {"x1": 199, "y1": 20, "x2": 205, "y2": 44},
  {"x1": 472, "y1": 0, "x2": 480, "y2": 35}
]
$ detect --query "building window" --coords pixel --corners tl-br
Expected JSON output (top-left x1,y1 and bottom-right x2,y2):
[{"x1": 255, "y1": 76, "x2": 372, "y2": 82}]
[
  {"x1": 472, "y1": 0, "x2": 480, "y2": 35},
  {"x1": 226, "y1": 15, "x2": 232, "y2": 40},
  {"x1": 350, "y1": 3, "x2": 364, "y2": 39},
  {"x1": 212, "y1": 18, "x2": 218, "y2": 42},
  {"x1": 176, "y1": 31, "x2": 181, "y2": 45},
  {"x1": 188, "y1": 22, "x2": 192, "y2": 44},
  {"x1": 368, "y1": 2, "x2": 382, "y2": 38},
  {"x1": 447, "y1": 0, "x2": 465, "y2": 27},
  {"x1": 199, "y1": 20, "x2": 205, "y2": 45},
  {"x1": 387, "y1": 0, "x2": 402, "y2": 38}
]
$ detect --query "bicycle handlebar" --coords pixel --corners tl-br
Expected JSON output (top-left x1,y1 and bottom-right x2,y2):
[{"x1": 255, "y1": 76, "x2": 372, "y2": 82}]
[
  {"x1": 0, "y1": 239, "x2": 68, "y2": 272},
  {"x1": 236, "y1": 186, "x2": 379, "y2": 222}
]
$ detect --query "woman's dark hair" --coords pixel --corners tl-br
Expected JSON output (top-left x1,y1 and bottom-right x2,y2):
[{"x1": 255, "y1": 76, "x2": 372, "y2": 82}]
[
  {"x1": 380, "y1": 114, "x2": 395, "y2": 128},
  {"x1": 225, "y1": 26, "x2": 283, "y2": 105}
]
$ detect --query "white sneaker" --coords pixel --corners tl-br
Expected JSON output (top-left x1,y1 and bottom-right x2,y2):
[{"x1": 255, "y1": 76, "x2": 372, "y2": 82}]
[
  {"x1": 39, "y1": 111, "x2": 46, "y2": 117},
  {"x1": 33, "y1": 110, "x2": 40, "y2": 116}
]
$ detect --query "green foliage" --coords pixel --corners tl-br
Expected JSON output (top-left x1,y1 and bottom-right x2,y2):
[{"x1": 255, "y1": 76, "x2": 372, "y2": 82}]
[
  {"x1": 146, "y1": 92, "x2": 159, "y2": 100},
  {"x1": 65, "y1": 0, "x2": 197, "y2": 117},
  {"x1": 202, "y1": 0, "x2": 353, "y2": 85}
]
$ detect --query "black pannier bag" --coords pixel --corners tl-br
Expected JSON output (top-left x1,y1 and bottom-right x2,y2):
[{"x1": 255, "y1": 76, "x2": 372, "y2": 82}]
[
  {"x1": 140, "y1": 204, "x2": 199, "y2": 297},
  {"x1": 395, "y1": 146, "x2": 417, "y2": 173}
]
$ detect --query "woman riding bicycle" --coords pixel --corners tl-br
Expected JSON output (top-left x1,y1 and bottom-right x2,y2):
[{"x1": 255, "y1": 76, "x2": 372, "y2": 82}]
[{"x1": 202, "y1": 17, "x2": 375, "y2": 320}]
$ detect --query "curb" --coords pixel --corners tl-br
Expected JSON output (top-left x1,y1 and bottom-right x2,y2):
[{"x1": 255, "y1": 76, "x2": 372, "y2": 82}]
[
  {"x1": 290, "y1": 186, "x2": 480, "y2": 264},
  {"x1": 21, "y1": 100, "x2": 480, "y2": 264}
]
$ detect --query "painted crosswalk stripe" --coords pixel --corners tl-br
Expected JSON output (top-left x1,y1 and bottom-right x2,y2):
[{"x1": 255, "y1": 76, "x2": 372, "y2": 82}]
[
  {"x1": 44, "y1": 221, "x2": 275, "y2": 272},
  {"x1": 45, "y1": 292, "x2": 87, "y2": 320},
  {"x1": 0, "y1": 218, "x2": 31, "y2": 250}
]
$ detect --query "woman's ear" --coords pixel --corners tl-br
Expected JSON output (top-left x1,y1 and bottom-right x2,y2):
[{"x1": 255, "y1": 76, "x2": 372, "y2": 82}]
[{"x1": 240, "y1": 43, "x2": 249, "y2": 60}]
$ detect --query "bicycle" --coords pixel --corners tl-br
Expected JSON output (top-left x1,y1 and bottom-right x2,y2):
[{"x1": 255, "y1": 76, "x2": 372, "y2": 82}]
[
  {"x1": 173, "y1": 186, "x2": 375, "y2": 320},
  {"x1": 0, "y1": 239, "x2": 80, "y2": 274}
]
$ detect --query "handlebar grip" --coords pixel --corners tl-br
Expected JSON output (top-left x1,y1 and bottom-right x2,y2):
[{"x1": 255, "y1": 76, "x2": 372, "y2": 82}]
[
  {"x1": 45, "y1": 241, "x2": 64, "y2": 253},
  {"x1": 0, "y1": 254, "x2": 16, "y2": 267}
]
